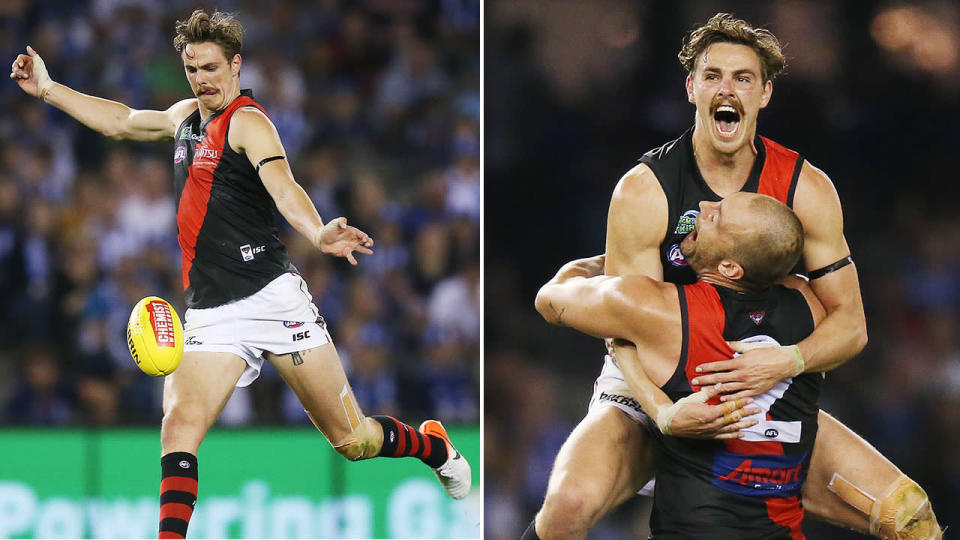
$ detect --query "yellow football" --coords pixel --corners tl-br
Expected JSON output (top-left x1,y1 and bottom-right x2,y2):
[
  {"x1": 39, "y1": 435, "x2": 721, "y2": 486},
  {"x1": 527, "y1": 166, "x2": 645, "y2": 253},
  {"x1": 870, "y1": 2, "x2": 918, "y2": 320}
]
[{"x1": 126, "y1": 296, "x2": 184, "y2": 376}]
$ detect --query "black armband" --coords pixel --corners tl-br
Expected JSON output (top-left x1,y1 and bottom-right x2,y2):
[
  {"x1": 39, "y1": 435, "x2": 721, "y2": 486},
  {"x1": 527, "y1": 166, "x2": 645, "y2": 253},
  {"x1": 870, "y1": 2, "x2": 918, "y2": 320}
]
[
  {"x1": 255, "y1": 155, "x2": 285, "y2": 172},
  {"x1": 808, "y1": 256, "x2": 853, "y2": 280}
]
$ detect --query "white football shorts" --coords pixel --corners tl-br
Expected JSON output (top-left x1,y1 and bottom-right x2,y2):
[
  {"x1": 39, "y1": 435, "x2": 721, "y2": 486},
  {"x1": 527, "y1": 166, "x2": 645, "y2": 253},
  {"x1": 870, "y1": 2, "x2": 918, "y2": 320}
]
[
  {"x1": 183, "y1": 272, "x2": 332, "y2": 387},
  {"x1": 587, "y1": 353, "x2": 656, "y2": 496}
]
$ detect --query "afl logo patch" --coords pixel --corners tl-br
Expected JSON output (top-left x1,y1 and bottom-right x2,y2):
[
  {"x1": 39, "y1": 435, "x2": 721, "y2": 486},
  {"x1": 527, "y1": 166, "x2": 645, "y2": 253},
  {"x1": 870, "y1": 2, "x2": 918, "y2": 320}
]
[
  {"x1": 174, "y1": 146, "x2": 187, "y2": 163},
  {"x1": 764, "y1": 428, "x2": 780, "y2": 438},
  {"x1": 283, "y1": 321, "x2": 304, "y2": 328},
  {"x1": 668, "y1": 244, "x2": 688, "y2": 266},
  {"x1": 675, "y1": 209, "x2": 699, "y2": 234}
]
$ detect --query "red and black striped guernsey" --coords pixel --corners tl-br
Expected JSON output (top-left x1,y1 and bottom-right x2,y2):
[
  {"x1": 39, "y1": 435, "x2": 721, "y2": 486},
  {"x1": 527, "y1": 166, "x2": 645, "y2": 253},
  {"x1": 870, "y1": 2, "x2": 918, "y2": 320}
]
[
  {"x1": 639, "y1": 127, "x2": 805, "y2": 286},
  {"x1": 650, "y1": 281, "x2": 820, "y2": 540},
  {"x1": 172, "y1": 89, "x2": 296, "y2": 309}
]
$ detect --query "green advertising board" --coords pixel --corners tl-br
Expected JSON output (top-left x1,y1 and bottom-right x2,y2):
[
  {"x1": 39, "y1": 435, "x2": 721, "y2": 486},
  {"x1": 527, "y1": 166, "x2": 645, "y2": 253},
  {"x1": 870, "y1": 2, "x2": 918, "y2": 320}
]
[{"x1": 0, "y1": 427, "x2": 480, "y2": 539}]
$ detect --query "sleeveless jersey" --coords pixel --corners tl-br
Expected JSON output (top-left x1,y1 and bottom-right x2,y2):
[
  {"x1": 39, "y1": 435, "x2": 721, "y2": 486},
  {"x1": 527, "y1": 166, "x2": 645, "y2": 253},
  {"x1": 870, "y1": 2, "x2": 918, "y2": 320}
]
[
  {"x1": 649, "y1": 281, "x2": 819, "y2": 540},
  {"x1": 173, "y1": 89, "x2": 296, "y2": 309},
  {"x1": 640, "y1": 127, "x2": 805, "y2": 285}
]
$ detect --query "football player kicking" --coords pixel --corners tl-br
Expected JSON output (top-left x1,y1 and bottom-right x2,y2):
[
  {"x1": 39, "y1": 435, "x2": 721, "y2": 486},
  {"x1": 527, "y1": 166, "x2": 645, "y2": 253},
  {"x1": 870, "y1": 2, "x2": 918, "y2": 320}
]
[
  {"x1": 11, "y1": 10, "x2": 470, "y2": 539},
  {"x1": 524, "y1": 13, "x2": 940, "y2": 540}
]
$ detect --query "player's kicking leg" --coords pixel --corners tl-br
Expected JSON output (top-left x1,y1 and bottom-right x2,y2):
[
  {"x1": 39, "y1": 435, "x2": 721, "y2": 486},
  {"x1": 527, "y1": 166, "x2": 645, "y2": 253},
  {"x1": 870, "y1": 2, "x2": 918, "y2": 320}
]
[
  {"x1": 158, "y1": 351, "x2": 247, "y2": 539},
  {"x1": 265, "y1": 343, "x2": 472, "y2": 499},
  {"x1": 803, "y1": 411, "x2": 942, "y2": 540},
  {"x1": 522, "y1": 406, "x2": 653, "y2": 540}
]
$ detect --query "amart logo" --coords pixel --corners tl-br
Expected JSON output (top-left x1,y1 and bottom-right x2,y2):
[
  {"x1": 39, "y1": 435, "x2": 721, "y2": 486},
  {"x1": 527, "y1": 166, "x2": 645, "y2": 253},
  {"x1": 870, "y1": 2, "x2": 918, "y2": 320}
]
[{"x1": 0, "y1": 479, "x2": 477, "y2": 538}]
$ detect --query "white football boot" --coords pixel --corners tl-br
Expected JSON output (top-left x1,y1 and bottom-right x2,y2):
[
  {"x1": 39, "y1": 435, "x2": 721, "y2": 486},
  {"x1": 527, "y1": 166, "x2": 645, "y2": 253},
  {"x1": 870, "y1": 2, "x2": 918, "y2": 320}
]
[{"x1": 419, "y1": 419, "x2": 471, "y2": 499}]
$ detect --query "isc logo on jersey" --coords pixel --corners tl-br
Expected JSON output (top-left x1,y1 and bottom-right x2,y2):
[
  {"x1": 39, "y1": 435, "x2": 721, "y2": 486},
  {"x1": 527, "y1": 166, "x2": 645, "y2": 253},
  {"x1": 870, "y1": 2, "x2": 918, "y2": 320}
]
[{"x1": 127, "y1": 296, "x2": 184, "y2": 376}]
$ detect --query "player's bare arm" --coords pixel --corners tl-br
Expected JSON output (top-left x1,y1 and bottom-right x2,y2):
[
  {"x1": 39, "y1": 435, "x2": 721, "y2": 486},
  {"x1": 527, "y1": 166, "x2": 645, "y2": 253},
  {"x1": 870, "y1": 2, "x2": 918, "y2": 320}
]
[
  {"x1": 229, "y1": 107, "x2": 374, "y2": 265},
  {"x1": 10, "y1": 46, "x2": 196, "y2": 141},
  {"x1": 536, "y1": 254, "x2": 760, "y2": 439},
  {"x1": 694, "y1": 163, "x2": 867, "y2": 400},
  {"x1": 603, "y1": 165, "x2": 680, "y2": 423}
]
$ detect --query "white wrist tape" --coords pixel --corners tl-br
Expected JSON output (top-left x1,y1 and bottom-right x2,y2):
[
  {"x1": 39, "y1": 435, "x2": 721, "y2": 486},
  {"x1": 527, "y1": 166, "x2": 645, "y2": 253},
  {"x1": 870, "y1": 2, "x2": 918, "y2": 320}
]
[{"x1": 787, "y1": 344, "x2": 805, "y2": 376}]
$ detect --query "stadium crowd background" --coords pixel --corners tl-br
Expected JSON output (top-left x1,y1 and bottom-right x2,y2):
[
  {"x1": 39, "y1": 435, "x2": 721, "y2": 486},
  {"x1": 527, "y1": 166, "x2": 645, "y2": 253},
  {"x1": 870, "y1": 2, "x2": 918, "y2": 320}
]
[
  {"x1": 0, "y1": 0, "x2": 479, "y2": 431},
  {"x1": 487, "y1": 1, "x2": 960, "y2": 538}
]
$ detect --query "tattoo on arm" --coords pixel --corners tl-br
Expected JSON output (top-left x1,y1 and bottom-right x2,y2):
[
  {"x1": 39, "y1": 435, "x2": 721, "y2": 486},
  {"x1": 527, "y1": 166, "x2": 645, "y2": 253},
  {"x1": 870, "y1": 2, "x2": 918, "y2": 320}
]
[
  {"x1": 551, "y1": 302, "x2": 566, "y2": 326},
  {"x1": 291, "y1": 351, "x2": 304, "y2": 366}
]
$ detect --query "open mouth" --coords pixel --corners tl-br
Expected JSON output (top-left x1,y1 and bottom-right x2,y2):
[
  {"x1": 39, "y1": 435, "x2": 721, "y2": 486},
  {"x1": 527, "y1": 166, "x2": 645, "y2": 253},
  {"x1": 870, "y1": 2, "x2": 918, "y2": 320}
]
[
  {"x1": 713, "y1": 105, "x2": 740, "y2": 136},
  {"x1": 199, "y1": 89, "x2": 217, "y2": 97}
]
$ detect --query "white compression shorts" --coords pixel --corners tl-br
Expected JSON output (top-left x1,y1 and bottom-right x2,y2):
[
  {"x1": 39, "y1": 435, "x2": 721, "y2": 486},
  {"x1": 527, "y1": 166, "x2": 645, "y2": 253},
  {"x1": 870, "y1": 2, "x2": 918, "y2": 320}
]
[{"x1": 183, "y1": 272, "x2": 332, "y2": 387}]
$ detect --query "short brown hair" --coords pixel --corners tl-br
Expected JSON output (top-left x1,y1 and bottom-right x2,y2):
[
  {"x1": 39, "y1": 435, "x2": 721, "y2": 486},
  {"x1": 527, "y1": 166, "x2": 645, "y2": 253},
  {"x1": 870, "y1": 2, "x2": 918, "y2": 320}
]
[
  {"x1": 679, "y1": 13, "x2": 786, "y2": 82},
  {"x1": 173, "y1": 9, "x2": 244, "y2": 60},
  {"x1": 729, "y1": 196, "x2": 804, "y2": 290}
]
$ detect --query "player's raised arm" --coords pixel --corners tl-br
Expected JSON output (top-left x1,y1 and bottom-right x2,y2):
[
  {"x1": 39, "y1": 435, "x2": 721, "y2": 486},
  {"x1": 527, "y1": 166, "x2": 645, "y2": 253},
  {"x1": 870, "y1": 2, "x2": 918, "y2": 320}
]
[
  {"x1": 229, "y1": 107, "x2": 374, "y2": 265},
  {"x1": 10, "y1": 46, "x2": 193, "y2": 141}
]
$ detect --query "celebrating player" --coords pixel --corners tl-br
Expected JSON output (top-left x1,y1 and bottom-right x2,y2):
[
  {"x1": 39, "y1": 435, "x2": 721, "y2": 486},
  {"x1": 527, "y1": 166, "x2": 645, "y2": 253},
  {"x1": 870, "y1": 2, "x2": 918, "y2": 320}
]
[
  {"x1": 538, "y1": 193, "x2": 829, "y2": 538},
  {"x1": 525, "y1": 13, "x2": 940, "y2": 540},
  {"x1": 10, "y1": 9, "x2": 470, "y2": 539}
]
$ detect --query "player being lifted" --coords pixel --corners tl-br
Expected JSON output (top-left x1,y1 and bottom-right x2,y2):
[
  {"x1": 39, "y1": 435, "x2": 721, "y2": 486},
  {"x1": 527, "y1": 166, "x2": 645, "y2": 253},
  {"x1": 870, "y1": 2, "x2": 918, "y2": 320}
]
[
  {"x1": 11, "y1": 10, "x2": 470, "y2": 539},
  {"x1": 524, "y1": 13, "x2": 940, "y2": 540}
]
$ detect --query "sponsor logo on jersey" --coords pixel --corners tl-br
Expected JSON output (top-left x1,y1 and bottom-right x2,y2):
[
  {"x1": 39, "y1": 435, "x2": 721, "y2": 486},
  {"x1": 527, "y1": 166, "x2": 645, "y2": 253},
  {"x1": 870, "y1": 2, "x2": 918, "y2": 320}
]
[
  {"x1": 712, "y1": 452, "x2": 807, "y2": 497},
  {"x1": 179, "y1": 126, "x2": 192, "y2": 140},
  {"x1": 174, "y1": 146, "x2": 187, "y2": 163},
  {"x1": 239, "y1": 244, "x2": 266, "y2": 262},
  {"x1": 283, "y1": 321, "x2": 304, "y2": 328},
  {"x1": 675, "y1": 209, "x2": 699, "y2": 234},
  {"x1": 749, "y1": 311, "x2": 766, "y2": 325},
  {"x1": 147, "y1": 301, "x2": 176, "y2": 347},
  {"x1": 195, "y1": 146, "x2": 220, "y2": 160},
  {"x1": 598, "y1": 391, "x2": 643, "y2": 413},
  {"x1": 668, "y1": 244, "x2": 688, "y2": 266}
]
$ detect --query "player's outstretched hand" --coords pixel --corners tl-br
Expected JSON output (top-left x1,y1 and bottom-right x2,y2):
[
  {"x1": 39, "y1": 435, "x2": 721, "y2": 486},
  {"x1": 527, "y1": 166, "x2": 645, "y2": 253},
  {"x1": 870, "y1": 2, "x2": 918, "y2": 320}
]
[
  {"x1": 10, "y1": 46, "x2": 52, "y2": 98},
  {"x1": 657, "y1": 384, "x2": 761, "y2": 440},
  {"x1": 691, "y1": 340, "x2": 798, "y2": 402},
  {"x1": 316, "y1": 217, "x2": 374, "y2": 265}
]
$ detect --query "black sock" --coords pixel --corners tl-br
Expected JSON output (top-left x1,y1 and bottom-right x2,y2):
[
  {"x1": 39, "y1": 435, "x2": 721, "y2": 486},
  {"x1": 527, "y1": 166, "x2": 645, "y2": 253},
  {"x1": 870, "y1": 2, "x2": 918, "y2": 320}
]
[
  {"x1": 521, "y1": 519, "x2": 541, "y2": 540},
  {"x1": 159, "y1": 452, "x2": 198, "y2": 539},
  {"x1": 372, "y1": 416, "x2": 448, "y2": 468}
]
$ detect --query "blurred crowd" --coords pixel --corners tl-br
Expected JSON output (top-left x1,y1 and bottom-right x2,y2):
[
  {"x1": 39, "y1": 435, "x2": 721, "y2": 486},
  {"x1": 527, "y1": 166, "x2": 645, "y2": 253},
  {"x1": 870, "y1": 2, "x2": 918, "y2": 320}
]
[
  {"x1": 487, "y1": 1, "x2": 960, "y2": 538},
  {"x1": 0, "y1": 0, "x2": 479, "y2": 428}
]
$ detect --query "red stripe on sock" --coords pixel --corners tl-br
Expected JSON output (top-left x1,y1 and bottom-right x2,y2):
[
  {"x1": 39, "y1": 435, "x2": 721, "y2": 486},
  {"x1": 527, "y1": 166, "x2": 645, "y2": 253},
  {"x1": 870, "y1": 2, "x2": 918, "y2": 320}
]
[
  {"x1": 391, "y1": 417, "x2": 407, "y2": 457},
  {"x1": 159, "y1": 532, "x2": 185, "y2": 539},
  {"x1": 422, "y1": 432, "x2": 432, "y2": 457},
  {"x1": 161, "y1": 476, "x2": 198, "y2": 494},
  {"x1": 407, "y1": 425, "x2": 421, "y2": 456},
  {"x1": 160, "y1": 502, "x2": 194, "y2": 522}
]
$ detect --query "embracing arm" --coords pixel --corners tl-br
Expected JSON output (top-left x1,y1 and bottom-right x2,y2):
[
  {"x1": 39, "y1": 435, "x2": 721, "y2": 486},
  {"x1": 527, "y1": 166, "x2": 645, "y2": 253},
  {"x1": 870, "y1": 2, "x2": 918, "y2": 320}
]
[
  {"x1": 535, "y1": 254, "x2": 759, "y2": 438},
  {"x1": 535, "y1": 255, "x2": 666, "y2": 341},
  {"x1": 10, "y1": 47, "x2": 193, "y2": 141},
  {"x1": 229, "y1": 108, "x2": 373, "y2": 265},
  {"x1": 602, "y1": 164, "x2": 680, "y2": 420},
  {"x1": 694, "y1": 163, "x2": 866, "y2": 400},
  {"x1": 791, "y1": 162, "x2": 867, "y2": 371}
]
